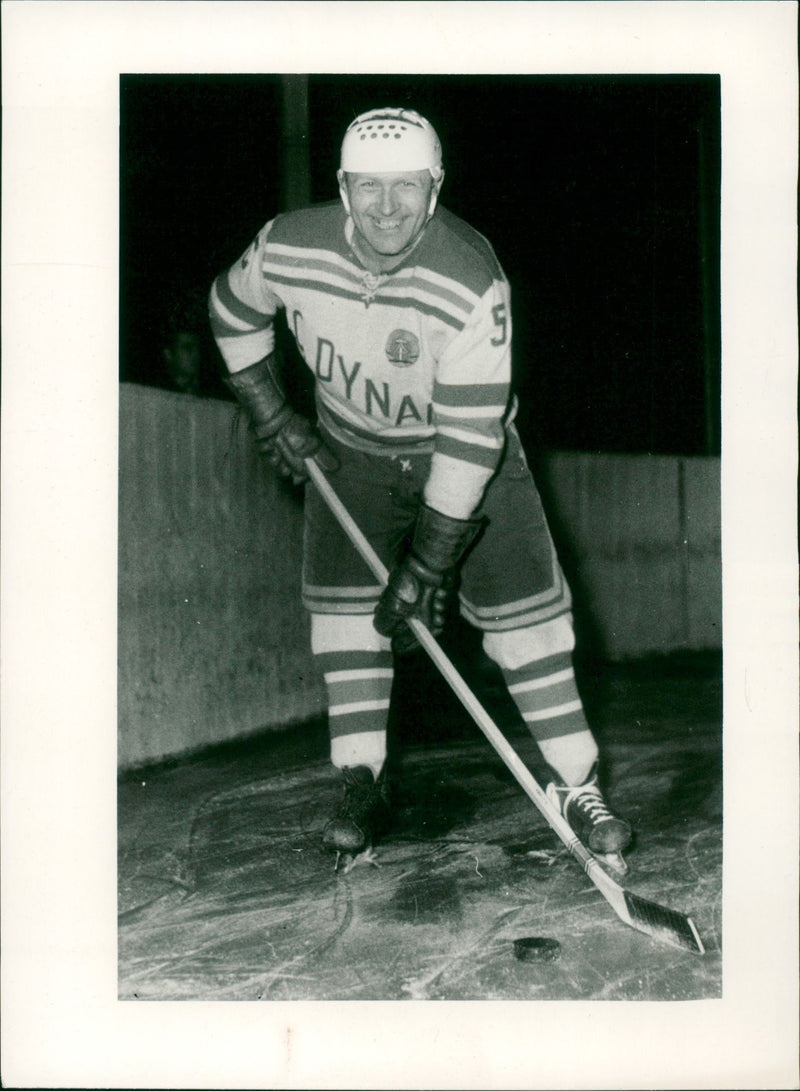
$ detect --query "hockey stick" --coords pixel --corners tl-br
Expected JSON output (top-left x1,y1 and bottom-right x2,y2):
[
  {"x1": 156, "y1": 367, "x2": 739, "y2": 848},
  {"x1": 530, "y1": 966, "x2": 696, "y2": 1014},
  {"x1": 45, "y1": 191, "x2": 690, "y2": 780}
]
[{"x1": 306, "y1": 458, "x2": 704, "y2": 955}]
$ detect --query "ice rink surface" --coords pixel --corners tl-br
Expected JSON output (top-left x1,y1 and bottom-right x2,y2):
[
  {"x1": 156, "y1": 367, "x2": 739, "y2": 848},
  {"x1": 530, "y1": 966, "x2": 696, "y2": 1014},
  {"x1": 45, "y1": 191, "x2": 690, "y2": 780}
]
[{"x1": 118, "y1": 652, "x2": 722, "y2": 1001}]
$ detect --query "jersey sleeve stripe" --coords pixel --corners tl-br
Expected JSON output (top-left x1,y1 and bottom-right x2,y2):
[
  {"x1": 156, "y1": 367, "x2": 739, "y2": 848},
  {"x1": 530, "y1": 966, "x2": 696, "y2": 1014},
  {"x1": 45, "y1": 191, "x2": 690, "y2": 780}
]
[
  {"x1": 434, "y1": 432, "x2": 501, "y2": 470},
  {"x1": 208, "y1": 286, "x2": 258, "y2": 337},
  {"x1": 433, "y1": 404, "x2": 507, "y2": 421},
  {"x1": 214, "y1": 270, "x2": 272, "y2": 328},
  {"x1": 209, "y1": 309, "x2": 265, "y2": 342},
  {"x1": 215, "y1": 330, "x2": 275, "y2": 371},
  {"x1": 432, "y1": 381, "x2": 510, "y2": 408},
  {"x1": 436, "y1": 423, "x2": 505, "y2": 450}
]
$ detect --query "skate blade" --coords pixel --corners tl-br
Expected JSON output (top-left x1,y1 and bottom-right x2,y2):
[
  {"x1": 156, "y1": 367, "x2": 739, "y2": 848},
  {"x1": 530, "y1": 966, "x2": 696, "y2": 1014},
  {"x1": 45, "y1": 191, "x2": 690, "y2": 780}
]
[
  {"x1": 525, "y1": 849, "x2": 561, "y2": 866},
  {"x1": 334, "y1": 847, "x2": 381, "y2": 874},
  {"x1": 593, "y1": 851, "x2": 629, "y2": 877}
]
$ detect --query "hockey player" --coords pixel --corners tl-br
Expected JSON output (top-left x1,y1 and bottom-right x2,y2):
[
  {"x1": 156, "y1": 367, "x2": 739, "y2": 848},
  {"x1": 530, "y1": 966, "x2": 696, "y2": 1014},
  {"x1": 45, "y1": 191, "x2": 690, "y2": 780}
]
[{"x1": 209, "y1": 107, "x2": 632, "y2": 869}]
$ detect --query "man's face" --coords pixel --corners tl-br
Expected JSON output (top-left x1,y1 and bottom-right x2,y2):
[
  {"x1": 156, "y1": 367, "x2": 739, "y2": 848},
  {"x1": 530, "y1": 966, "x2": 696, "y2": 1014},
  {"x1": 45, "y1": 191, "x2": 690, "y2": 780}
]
[
  {"x1": 343, "y1": 170, "x2": 438, "y2": 267},
  {"x1": 164, "y1": 331, "x2": 202, "y2": 392}
]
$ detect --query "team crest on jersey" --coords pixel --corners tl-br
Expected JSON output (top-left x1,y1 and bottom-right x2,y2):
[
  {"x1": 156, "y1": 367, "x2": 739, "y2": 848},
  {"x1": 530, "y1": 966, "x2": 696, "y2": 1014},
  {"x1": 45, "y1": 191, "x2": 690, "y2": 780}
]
[{"x1": 385, "y1": 329, "x2": 420, "y2": 368}]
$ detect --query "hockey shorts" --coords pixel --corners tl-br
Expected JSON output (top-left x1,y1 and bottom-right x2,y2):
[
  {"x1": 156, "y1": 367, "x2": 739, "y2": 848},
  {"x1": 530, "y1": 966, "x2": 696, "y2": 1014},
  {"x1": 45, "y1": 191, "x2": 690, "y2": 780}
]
[{"x1": 302, "y1": 424, "x2": 572, "y2": 633}]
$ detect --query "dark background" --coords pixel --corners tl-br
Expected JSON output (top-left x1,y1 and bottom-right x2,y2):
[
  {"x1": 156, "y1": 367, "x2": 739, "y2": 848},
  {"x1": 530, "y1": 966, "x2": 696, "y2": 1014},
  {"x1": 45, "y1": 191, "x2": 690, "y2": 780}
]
[{"x1": 120, "y1": 74, "x2": 720, "y2": 455}]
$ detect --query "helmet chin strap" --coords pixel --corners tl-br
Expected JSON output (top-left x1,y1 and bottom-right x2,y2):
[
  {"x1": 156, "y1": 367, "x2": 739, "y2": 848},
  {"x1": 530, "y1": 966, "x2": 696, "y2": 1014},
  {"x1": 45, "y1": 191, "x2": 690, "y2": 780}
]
[
  {"x1": 423, "y1": 168, "x2": 443, "y2": 217},
  {"x1": 427, "y1": 176, "x2": 443, "y2": 217},
  {"x1": 337, "y1": 170, "x2": 351, "y2": 215}
]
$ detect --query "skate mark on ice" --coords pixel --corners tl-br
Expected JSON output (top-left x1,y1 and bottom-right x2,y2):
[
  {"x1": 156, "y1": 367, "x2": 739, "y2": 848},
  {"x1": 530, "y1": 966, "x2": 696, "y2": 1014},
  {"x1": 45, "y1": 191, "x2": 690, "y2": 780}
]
[
  {"x1": 389, "y1": 873, "x2": 463, "y2": 925},
  {"x1": 118, "y1": 880, "x2": 193, "y2": 927},
  {"x1": 250, "y1": 876, "x2": 356, "y2": 999},
  {"x1": 401, "y1": 905, "x2": 522, "y2": 999},
  {"x1": 594, "y1": 959, "x2": 681, "y2": 1001},
  {"x1": 682, "y1": 827, "x2": 720, "y2": 885},
  {"x1": 681, "y1": 822, "x2": 722, "y2": 949},
  {"x1": 706, "y1": 884, "x2": 723, "y2": 953}
]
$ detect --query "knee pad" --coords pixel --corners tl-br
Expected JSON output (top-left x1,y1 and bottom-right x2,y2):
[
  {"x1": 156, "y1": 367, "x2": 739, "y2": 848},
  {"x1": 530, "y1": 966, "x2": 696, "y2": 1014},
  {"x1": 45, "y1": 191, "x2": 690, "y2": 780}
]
[{"x1": 483, "y1": 614, "x2": 576, "y2": 672}]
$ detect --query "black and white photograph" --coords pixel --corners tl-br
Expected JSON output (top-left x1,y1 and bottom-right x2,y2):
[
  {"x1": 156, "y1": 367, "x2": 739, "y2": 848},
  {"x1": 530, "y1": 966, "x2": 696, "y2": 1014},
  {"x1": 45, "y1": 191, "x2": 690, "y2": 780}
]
[
  {"x1": 2, "y1": 3, "x2": 797, "y2": 1089},
  {"x1": 118, "y1": 72, "x2": 722, "y2": 1002}
]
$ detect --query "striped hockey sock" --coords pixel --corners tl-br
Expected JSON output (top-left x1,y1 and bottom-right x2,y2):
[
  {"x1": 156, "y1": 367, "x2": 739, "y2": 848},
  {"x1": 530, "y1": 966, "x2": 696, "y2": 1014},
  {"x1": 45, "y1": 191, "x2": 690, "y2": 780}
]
[
  {"x1": 483, "y1": 617, "x2": 598, "y2": 787},
  {"x1": 311, "y1": 613, "x2": 393, "y2": 778},
  {"x1": 500, "y1": 651, "x2": 598, "y2": 785}
]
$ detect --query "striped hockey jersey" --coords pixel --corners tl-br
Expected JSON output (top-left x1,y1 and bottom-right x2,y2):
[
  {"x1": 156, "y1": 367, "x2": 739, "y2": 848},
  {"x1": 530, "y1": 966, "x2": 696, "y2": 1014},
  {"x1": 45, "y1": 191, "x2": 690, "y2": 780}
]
[{"x1": 209, "y1": 201, "x2": 513, "y2": 519}]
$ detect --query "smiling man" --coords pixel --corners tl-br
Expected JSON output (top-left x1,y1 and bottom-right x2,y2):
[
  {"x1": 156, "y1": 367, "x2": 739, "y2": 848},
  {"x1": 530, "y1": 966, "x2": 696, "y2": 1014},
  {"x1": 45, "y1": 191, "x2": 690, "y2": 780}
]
[{"x1": 209, "y1": 107, "x2": 632, "y2": 872}]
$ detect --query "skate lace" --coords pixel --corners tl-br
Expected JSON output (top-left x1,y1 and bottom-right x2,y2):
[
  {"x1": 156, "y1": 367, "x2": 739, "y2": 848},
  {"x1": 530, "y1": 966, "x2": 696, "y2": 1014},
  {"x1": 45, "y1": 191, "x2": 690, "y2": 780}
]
[{"x1": 563, "y1": 782, "x2": 613, "y2": 823}]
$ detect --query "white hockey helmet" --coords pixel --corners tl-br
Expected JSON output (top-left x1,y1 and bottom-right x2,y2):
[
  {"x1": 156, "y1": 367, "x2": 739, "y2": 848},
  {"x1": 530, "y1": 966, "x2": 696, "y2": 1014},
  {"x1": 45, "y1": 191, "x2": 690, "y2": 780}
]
[{"x1": 339, "y1": 107, "x2": 443, "y2": 180}]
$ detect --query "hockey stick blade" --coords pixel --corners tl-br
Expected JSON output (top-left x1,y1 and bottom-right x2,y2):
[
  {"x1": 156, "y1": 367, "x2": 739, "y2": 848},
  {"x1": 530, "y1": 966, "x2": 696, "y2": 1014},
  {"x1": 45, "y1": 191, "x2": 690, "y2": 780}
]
[
  {"x1": 306, "y1": 459, "x2": 705, "y2": 956},
  {"x1": 623, "y1": 892, "x2": 705, "y2": 955},
  {"x1": 552, "y1": 825, "x2": 704, "y2": 954}
]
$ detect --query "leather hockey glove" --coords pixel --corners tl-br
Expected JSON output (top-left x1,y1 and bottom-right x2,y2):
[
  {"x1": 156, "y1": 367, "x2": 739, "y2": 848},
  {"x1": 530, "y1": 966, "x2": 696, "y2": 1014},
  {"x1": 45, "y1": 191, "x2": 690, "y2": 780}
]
[
  {"x1": 374, "y1": 503, "x2": 484, "y2": 654},
  {"x1": 224, "y1": 355, "x2": 338, "y2": 484}
]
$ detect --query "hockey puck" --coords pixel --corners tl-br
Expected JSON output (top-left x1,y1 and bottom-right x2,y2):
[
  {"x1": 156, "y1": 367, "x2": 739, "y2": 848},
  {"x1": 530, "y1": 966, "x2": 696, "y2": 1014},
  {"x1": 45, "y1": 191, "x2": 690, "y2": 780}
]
[{"x1": 513, "y1": 937, "x2": 561, "y2": 963}]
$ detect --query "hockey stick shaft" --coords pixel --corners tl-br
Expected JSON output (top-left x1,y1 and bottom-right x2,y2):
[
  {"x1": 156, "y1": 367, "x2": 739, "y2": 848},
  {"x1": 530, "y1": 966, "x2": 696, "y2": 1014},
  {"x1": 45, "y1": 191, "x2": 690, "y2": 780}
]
[
  {"x1": 305, "y1": 461, "x2": 613, "y2": 875},
  {"x1": 306, "y1": 458, "x2": 704, "y2": 953}
]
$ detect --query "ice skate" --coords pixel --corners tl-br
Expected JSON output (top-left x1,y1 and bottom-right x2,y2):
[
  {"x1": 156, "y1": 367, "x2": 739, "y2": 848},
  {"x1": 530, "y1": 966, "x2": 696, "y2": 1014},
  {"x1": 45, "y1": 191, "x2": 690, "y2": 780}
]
[
  {"x1": 322, "y1": 765, "x2": 390, "y2": 871},
  {"x1": 546, "y1": 763, "x2": 632, "y2": 876}
]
